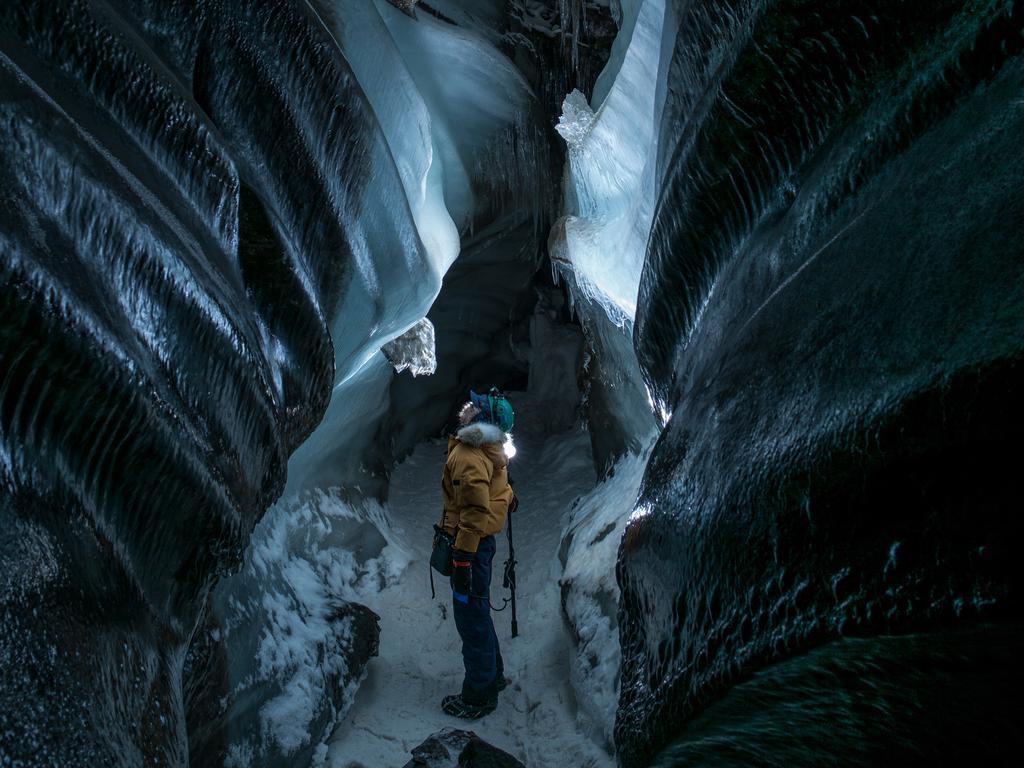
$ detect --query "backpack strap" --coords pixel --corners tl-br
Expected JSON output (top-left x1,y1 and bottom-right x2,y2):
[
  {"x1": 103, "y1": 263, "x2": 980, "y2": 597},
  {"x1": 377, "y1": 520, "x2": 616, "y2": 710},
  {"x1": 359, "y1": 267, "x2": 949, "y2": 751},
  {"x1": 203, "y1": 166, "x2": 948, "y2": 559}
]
[{"x1": 432, "y1": 439, "x2": 455, "y2": 600}]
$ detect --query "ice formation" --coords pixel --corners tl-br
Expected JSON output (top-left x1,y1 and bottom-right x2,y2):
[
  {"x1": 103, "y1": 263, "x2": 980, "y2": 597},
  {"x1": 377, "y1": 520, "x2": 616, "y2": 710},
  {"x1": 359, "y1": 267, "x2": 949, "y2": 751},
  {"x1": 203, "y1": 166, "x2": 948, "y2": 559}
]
[
  {"x1": 0, "y1": 0, "x2": 539, "y2": 761},
  {"x1": 330, "y1": 0, "x2": 460, "y2": 281},
  {"x1": 284, "y1": 0, "x2": 545, "y2": 496},
  {"x1": 382, "y1": 318, "x2": 438, "y2": 377},
  {"x1": 618, "y1": 2, "x2": 1024, "y2": 765},
  {"x1": 346, "y1": 0, "x2": 536, "y2": 235},
  {"x1": 208, "y1": 491, "x2": 407, "y2": 766},
  {"x1": 554, "y1": 88, "x2": 596, "y2": 147},
  {"x1": 558, "y1": 444, "x2": 653, "y2": 746},
  {"x1": 0, "y1": 0, "x2": 439, "y2": 760},
  {"x1": 551, "y1": 0, "x2": 668, "y2": 323}
]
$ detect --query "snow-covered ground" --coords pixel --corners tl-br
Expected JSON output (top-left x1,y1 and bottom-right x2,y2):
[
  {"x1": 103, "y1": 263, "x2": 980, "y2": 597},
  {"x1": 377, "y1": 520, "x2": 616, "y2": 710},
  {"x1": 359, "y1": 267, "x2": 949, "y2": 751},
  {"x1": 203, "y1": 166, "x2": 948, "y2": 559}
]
[{"x1": 327, "y1": 401, "x2": 616, "y2": 767}]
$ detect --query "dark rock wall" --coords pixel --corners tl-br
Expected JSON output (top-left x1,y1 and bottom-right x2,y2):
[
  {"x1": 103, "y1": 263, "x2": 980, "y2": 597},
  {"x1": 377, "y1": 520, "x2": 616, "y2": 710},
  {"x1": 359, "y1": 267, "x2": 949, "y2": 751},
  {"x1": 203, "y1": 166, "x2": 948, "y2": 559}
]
[
  {"x1": 0, "y1": 1, "x2": 431, "y2": 763},
  {"x1": 618, "y1": 1, "x2": 1024, "y2": 764}
]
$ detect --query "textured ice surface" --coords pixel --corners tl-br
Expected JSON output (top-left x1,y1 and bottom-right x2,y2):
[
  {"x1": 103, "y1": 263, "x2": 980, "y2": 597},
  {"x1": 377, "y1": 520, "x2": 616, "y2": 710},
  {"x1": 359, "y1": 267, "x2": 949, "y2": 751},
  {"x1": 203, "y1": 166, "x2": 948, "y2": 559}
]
[
  {"x1": 554, "y1": 88, "x2": 596, "y2": 147},
  {"x1": 547, "y1": 3, "x2": 666, "y2": 460},
  {"x1": 283, "y1": 354, "x2": 396, "y2": 500},
  {"x1": 287, "y1": 0, "x2": 545, "y2": 498},
  {"x1": 618, "y1": 1, "x2": 1024, "y2": 765},
  {"x1": 329, "y1": 0, "x2": 460, "y2": 277},
  {"x1": 213, "y1": 490, "x2": 405, "y2": 766},
  {"x1": 370, "y1": 0, "x2": 535, "y2": 232},
  {"x1": 0, "y1": 0, "x2": 459, "y2": 762},
  {"x1": 383, "y1": 318, "x2": 438, "y2": 377},
  {"x1": 551, "y1": 0, "x2": 667, "y2": 322},
  {"x1": 546, "y1": 262, "x2": 658, "y2": 470},
  {"x1": 558, "y1": 443, "x2": 653, "y2": 747},
  {"x1": 590, "y1": 0, "x2": 642, "y2": 109}
]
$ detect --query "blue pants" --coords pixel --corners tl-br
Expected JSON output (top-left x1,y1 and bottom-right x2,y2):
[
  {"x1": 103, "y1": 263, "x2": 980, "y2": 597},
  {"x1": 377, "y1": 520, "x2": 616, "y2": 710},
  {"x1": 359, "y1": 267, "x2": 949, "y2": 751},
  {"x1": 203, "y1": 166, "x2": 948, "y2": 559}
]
[{"x1": 452, "y1": 535, "x2": 503, "y2": 699}]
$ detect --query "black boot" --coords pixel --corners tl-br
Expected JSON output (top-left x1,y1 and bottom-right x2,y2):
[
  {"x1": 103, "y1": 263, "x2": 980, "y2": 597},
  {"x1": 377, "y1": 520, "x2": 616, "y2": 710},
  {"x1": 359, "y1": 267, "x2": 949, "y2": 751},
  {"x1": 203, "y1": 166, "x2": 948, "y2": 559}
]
[
  {"x1": 441, "y1": 679, "x2": 498, "y2": 719},
  {"x1": 441, "y1": 693, "x2": 497, "y2": 719}
]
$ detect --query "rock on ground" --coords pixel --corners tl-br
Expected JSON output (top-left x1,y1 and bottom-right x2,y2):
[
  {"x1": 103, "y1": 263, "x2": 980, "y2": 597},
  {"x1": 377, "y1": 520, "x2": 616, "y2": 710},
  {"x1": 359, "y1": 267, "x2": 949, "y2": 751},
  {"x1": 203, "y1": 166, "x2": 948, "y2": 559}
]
[{"x1": 403, "y1": 728, "x2": 526, "y2": 768}]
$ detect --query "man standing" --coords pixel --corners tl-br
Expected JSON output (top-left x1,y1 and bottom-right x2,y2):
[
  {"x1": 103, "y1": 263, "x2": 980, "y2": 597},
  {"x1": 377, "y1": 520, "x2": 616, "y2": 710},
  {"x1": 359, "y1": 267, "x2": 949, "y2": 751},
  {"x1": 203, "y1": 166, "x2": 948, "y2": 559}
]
[{"x1": 439, "y1": 389, "x2": 516, "y2": 718}]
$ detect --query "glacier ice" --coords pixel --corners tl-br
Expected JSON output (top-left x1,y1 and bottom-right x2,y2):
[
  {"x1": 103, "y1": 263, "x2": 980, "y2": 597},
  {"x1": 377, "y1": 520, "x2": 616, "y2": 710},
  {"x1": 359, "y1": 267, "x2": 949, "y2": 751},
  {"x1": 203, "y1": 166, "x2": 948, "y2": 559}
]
[
  {"x1": 1, "y1": 0, "x2": 430, "y2": 759},
  {"x1": 559, "y1": 442, "x2": 653, "y2": 747},
  {"x1": 554, "y1": 88, "x2": 596, "y2": 147},
  {"x1": 286, "y1": 0, "x2": 548, "y2": 497},
  {"x1": 328, "y1": 0, "x2": 460, "y2": 279},
  {"x1": 551, "y1": 0, "x2": 668, "y2": 323},
  {"x1": 211, "y1": 490, "x2": 406, "y2": 766},
  {"x1": 0, "y1": 0, "x2": 551, "y2": 761},
  {"x1": 1, "y1": 0, "x2": 1021, "y2": 766},
  {"x1": 382, "y1": 318, "x2": 438, "y2": 377},
  {"x1": 367, "y1": 0, "x2": 536, "y2": 234},
  {"x1": 617, "y1": 1, "x2": 1024, "y2": 765}
]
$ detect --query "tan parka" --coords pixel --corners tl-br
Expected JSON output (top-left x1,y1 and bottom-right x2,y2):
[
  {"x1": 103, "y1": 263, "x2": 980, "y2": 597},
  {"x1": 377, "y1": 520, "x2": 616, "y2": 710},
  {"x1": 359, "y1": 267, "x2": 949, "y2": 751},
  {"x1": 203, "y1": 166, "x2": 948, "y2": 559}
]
[{"x1": 441, "y1": 421, "x2": 514, "y2": 553}]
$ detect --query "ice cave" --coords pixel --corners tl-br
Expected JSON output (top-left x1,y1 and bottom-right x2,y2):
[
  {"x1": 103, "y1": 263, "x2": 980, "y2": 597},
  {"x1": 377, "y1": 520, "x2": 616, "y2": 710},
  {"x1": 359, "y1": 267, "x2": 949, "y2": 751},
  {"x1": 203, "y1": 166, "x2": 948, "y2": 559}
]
[{"x1": 1, "y1": 0, "x2": 1022, "y2": 766}]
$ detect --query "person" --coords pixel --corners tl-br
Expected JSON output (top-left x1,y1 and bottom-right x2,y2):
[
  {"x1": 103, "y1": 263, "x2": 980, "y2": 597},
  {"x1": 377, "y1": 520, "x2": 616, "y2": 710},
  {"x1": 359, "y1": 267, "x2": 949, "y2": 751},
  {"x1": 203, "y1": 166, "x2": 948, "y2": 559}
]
[{"x1": 439, "y1": 388, "x2": 517, "y2": 718}]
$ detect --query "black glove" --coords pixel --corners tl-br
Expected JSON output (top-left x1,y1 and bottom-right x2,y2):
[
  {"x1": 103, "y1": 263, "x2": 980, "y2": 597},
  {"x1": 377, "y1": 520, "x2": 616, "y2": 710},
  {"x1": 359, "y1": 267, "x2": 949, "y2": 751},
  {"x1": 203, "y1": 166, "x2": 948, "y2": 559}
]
[
  {"x1": 451, "y1": 549, "x2": 474, "y2": 601},
  {"x1": 508, "y1": 493, "x2": 519, "y2": 515}
]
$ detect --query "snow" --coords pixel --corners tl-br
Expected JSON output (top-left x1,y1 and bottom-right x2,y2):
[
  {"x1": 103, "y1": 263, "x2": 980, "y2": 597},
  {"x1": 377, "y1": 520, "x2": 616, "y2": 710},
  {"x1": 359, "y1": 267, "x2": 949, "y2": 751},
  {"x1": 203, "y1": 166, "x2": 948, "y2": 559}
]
[
  {"x1": 550, "y1": 0, "x2": 669, "y2": 323},
  {"x1": 559, "y1": 444, "x2": 653, "y2": 745},
  {"x1": 326, "y1": 395, "x2": 617, "y2": 768},
  {"x1": 382, "y1": 318, "x2": 437, "y2": 377},
  {"x1": 215, "y1": 490, "x2": 410, "y2": 764}
]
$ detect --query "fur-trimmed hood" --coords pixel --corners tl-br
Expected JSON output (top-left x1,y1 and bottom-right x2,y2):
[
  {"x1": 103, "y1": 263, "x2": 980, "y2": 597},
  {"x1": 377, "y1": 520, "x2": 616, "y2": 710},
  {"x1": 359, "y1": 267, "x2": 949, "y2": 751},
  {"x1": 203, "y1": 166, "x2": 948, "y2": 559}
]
[{"x1": 455, "y1": 421, "x2": 507, "y2": 448}]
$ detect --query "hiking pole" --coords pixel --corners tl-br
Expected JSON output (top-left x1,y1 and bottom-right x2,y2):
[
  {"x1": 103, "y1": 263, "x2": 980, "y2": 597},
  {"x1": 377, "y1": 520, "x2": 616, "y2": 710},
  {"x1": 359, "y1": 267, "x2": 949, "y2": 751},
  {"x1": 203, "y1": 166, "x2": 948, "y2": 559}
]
[{"x1": 503, "y1": 492, "x2": 519, "y2": 638}]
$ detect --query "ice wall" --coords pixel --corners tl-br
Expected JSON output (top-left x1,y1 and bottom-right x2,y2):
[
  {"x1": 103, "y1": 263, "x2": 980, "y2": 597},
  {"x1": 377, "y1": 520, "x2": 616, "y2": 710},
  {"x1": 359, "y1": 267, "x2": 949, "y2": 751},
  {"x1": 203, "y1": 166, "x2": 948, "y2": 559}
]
[
  {"x1": 544, "y1": 4, "x2": 665, "y2": 746},
  {"x1": 327, "y1": 0, "x2": 524, "y2": 270},
  {"x1": 0, "y1": 0, "x2": 455, "y2": 763},
  {"x1": 282, "y1": 0, "x2": 548, "y2": 497},
  {"x1": 545, "y1": 0, "x2": 662, "y2": 469},
  {"x1": 552, "y1": 0, "x2": 668, "y2": 323},
  {"x1": 546, "y1": 1, "x2": 1024, "y2": 764},
  {"x1": 617, "y1": 1, "x2": 1024, "y2": 764},
  {"x1": 557, "y1": 444, "x2": 653, "y2": 748}
]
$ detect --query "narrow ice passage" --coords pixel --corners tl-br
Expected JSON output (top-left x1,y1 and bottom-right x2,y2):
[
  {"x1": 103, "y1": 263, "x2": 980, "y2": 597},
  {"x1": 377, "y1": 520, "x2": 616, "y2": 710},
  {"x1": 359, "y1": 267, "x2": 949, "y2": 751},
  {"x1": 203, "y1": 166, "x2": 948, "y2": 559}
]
[{"x1": 327, "y1": 393, "x2": 614, "y2": 767}]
